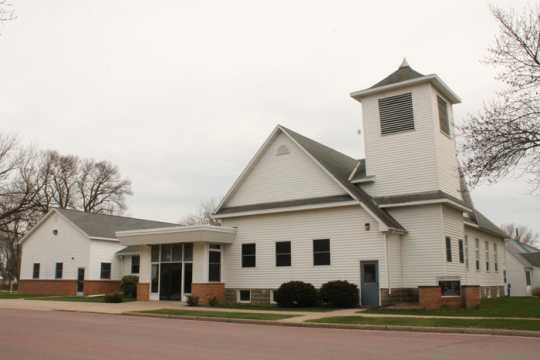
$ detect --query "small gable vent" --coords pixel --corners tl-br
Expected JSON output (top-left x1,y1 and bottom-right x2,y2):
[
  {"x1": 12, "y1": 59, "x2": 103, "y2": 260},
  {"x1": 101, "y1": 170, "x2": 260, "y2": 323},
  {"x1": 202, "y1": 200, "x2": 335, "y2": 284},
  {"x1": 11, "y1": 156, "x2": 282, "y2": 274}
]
[
  {"x1": 276, "y1": 145, "x2": 290, "y2": 156},
  {"x1": 378, "y1": 92, "x2": 414, "y2": 135}
]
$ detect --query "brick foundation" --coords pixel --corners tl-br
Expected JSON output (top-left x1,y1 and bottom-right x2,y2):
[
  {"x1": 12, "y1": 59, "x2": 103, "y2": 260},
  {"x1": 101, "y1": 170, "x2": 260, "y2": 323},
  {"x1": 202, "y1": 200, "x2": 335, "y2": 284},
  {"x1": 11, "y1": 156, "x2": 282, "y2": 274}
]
[
  {"x1": 18, "y1": 280, "x2": 77, "y2": 296},
  {"x1": 192, "y1": 283, "x2": 225, "y2": 305},
  {"x1": 441, "y1": 296, "x2": 463, "y2": 309},
  {"x1": 224, "y1": 288, "x2": 273, "y2": 305},
  {"x1": 462, "y1": 285, "x2": 480, "y2": 309},
  {"x1": 83, "y1": 280, "x2": 121, "y2": 296},
  {"x1": 380, "y1": 288, "x2": 418, "y2": 306},
  {"x1": 137, "y1": 283, "x2": 150, "y2": 301},
  {"x1": 419, "y1": 286, "x2": 442, "y2": 310}
]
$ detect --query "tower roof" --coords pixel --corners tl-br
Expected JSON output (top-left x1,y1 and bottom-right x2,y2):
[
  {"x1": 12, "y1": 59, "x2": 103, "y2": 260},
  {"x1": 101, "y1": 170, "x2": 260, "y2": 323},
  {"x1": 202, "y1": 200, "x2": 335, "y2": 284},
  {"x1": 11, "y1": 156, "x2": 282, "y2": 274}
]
[{"x1": 350, "y1": 60, "x2": 461, "y2": 104}]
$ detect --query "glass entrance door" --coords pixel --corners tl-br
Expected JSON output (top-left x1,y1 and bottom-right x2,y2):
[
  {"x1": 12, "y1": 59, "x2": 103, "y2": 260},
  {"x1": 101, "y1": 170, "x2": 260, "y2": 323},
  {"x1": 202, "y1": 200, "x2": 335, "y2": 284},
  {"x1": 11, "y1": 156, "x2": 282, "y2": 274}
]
[{"x1": 159, "y1": 263, "x2": 182, "y2": 300}]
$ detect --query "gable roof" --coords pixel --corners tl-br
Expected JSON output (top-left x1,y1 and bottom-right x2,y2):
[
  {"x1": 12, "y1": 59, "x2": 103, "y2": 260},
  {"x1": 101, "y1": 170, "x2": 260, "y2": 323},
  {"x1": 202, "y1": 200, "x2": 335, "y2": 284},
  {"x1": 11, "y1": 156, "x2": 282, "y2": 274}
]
[
  {"x1": 55, "y1": 208, "x2": 177, "y2": 240},
  {"x1": 506, "y1": 239, "x2": 540, "y2": 268},
  {"x1": 21, "y1": 208, "x2": 177, "y2": 243},
  {"x1": 215, "y1": 125, "x2": 405, "y2": 232},
  {"x1": 522, "y1": 252, "x2": 540, "y2": 267}
]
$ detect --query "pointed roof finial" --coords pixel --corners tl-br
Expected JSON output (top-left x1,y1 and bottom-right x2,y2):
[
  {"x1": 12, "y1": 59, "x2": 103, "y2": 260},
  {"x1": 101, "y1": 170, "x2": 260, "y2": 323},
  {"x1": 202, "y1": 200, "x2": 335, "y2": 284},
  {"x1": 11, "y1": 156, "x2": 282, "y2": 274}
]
[{"x1": 399, "y1": 58, "x2": 409, "y2": 68}]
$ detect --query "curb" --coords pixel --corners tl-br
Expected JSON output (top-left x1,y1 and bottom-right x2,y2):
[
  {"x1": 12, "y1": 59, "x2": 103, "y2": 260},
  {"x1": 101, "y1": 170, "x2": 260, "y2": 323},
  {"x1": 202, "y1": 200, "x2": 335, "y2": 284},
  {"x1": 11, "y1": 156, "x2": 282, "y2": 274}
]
[{"x1": 125, "y1": 312, "x2": 540, "y2": 338}]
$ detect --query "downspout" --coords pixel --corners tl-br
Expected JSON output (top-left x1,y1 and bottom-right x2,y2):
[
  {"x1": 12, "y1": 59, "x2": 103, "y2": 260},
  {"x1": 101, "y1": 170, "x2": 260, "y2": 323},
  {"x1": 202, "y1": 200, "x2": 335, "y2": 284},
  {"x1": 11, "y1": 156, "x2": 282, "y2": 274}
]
[{"x1": 384, "y1": 232, "x2": 391, "y2": 296}]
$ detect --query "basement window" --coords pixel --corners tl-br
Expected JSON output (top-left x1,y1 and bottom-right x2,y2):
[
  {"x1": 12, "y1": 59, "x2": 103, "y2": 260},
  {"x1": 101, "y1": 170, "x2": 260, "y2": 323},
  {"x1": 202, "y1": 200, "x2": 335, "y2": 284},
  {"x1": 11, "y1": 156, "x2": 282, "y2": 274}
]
[
  {"x1": 439, "y1": 281, "x2": 461, "y2": 297},
  {"x1": 238, "y1": 290, "x2": 251, "y2": 303}
]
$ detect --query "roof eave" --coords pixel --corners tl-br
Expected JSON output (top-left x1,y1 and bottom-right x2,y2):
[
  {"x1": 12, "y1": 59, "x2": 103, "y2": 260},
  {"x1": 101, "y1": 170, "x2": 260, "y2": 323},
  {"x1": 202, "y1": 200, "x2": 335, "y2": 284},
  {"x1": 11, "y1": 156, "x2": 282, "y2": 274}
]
[{"x1": 350, "y1": 74, "x2": 461, "y2": 104}]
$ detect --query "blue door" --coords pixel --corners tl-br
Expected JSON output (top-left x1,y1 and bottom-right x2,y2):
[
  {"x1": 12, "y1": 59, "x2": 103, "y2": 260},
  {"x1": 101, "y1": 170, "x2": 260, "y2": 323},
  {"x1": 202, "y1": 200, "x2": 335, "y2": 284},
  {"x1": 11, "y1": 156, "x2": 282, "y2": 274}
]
[{"x1": 361, "y1": 261, "x2": 379, "y2": 307}]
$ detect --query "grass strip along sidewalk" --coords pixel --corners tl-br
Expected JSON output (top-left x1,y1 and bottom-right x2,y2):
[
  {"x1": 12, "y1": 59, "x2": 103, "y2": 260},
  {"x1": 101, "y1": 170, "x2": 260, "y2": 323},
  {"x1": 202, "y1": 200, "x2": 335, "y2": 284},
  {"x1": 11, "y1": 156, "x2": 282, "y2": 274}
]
[
  {"x1": 136, "y1": 308, "x2": 298, "y2": 321},
  {"x1": 309, "y1": 315, "x2": 540, "y2": 332},
  {"x1": 363, "y1": 297, "x2": 540, "y2": 319}
]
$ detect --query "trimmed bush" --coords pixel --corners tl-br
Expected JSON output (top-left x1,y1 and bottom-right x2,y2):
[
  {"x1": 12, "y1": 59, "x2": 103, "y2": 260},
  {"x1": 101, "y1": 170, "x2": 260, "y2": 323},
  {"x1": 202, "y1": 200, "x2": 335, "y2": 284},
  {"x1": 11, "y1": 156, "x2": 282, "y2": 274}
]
[
  {"x1": 208, "y1": 296, "x2": 219, "y2": 307},
  {"x1": 120, "y1": 275, "x2": 139, "y2": 299},
  {"x1": 275, "y1": 281, "x2": 318, "y2": 307},
  {"x1": 186, "y1": 295, "x2": 199, "y2": 306},
  {"x1": 104, "y1": 291, "x2": 123, "y2": 303},
  {"x1": 532, "y1": 287, "x2": 540, "y2": 297},
  {"x1": 320, "y1": 280, "x2": 359, "y2": 308}
]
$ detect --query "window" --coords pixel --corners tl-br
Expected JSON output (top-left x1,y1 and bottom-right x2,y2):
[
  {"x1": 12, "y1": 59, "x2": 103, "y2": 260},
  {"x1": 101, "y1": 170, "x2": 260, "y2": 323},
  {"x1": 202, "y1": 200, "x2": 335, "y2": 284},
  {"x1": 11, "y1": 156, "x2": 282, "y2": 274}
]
[
  {"x1": 238, "y1": 290, "x2": 251, "y2": 303},
  {"x1": 437, "y1": 95, "x2": 450, "y2": 136},
  {"x1": 131, "y1": 255, "x2": 140, "y2": 274},
  {"x1": 270, "y1": 290, "x2": 278, "y2": 304},
  {"x1": 151, "y1": 245, "x2": 159, "y2": 262},
  {"x1": 275, "y1": 241, "x2": 291, "y2": 267},
  {"x1": 32, "y1": 263, "x2": 40, "y2": 279},
  {"x1": 503, "y1": 270, "x2": 507, "y2": 283},
  {"x1": 172, "y1": 244, "x2": 182, "y2": 262},
  {"x1": 151, "y1": 264, "x2": 159, "y2": 293},
  {"x1": 184, "y1": 243, "x2": 193, "y2": 262},
  {"x1": 439, "y1": 281, "x2": 461, "y2": 296},
  {"x1": 313, "y1": 239, "x2": 330, "y2": 266},
  {"x1": 378, "y1": 92, "x2": 415, "y2": 135},
  {"x1": 445, "y1": 237, "x2": 452, "y2": 262},
  {"x1": 464, "y1": 236, "x2": 469, "y2": 270},
  {"x1": 209, "y1": 246, "x2": 221, "y2": 282},
  {"x1": 55, "y1": 262, "x2": 63, "y2": 279},
  {"x1": 100, "y1": 262, "x2": 111, "y2": 279},
  {"x1": 526, "y1": 271, "x2": 532, "y2": 286},
  {"x1": 184, "y1": 263, "x2": 192, "y2": 294},
  {"x1": 485, "y1": 240, "x2": 490, "y2": 272},
  {"x1": 493, "y1": 243, "x2": 498, "y2": 272},
  {"x1": 475, "y1": 238, "x2": 480, "y2": 271},
  {"x1": 242, "y1": 244, "x2": 256, "y2": 268},
  {"x1": 458, "y1": 240, "x2": 464, "y2": 264}
]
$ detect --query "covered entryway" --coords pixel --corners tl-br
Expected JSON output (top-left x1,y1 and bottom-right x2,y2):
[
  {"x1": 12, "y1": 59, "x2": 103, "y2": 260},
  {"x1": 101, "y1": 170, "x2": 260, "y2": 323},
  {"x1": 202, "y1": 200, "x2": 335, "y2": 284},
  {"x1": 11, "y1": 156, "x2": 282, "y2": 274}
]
[
  {"x1": 116, "y1": 225, "x2": 236, "y2": 303},
  {"x1": 360, "y1": 260, "x2": 379, "y2": 307}
]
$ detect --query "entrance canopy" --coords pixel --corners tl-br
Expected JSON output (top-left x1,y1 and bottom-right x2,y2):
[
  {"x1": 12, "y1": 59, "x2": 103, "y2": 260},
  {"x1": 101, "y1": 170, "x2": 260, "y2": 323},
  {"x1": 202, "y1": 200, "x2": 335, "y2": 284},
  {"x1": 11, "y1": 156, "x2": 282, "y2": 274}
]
[{"x1": 116, "y1": 225, "x2": 236, "y2": 246}]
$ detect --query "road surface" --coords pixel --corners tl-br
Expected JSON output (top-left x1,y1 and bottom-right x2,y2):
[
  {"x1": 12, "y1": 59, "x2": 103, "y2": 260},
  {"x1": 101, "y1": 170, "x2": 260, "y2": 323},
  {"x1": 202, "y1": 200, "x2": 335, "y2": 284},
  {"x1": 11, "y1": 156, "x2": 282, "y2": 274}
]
[{"x1": 0, "y1": 309, "x2": 539, "y2": 360}]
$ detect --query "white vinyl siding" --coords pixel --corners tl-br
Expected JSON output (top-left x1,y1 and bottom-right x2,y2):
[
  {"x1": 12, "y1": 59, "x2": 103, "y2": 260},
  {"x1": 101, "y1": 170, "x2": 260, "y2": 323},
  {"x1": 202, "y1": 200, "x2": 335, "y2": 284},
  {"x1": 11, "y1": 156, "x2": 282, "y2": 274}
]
[
  {"x1": 88, "y1": 240, "x2": 124, "y2": 281},
  {"x1": 463, "y1": 227, "x2": 505, "y2": 288},
  {"x1": 225, "y1": 133, "x2": 345, "y2": 207},
  {"x1": 222, "y1": 206, "x2": 387, "y2": 290},
  {"x1": 20, "y1": 212, "x2": 90, "y2": 281}
]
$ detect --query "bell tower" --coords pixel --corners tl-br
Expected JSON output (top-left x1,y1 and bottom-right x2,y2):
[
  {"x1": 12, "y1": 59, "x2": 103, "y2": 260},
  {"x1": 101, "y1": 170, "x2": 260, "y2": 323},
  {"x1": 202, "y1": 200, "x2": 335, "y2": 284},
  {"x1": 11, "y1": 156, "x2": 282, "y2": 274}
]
[{"x1": 350, "y1": 60, "x2": 463, "y2": 200}]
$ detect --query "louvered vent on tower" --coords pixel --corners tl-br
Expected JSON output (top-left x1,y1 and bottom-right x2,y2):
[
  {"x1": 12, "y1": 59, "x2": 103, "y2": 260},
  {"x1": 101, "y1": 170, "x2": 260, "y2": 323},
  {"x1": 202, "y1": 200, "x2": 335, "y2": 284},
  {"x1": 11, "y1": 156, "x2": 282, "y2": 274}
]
[{"x1": 378, "y1": 92, "x2": 414, "y2": 135}]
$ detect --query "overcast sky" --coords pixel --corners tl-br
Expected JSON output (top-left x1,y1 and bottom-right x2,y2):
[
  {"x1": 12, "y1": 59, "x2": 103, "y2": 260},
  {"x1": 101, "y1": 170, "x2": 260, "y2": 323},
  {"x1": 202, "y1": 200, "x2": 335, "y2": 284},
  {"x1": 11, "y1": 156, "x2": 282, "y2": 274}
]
[{"x1": 1, "y1": 0, "x2": 538, "y2": 232}]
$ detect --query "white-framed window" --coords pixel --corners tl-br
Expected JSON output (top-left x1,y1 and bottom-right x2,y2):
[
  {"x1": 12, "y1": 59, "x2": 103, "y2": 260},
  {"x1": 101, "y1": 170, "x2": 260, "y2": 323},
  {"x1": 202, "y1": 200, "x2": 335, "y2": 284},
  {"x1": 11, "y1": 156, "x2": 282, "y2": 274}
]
[
  {"x1": 475, "y1": 238, "x2": 480, "y2": 271},
  {"x1": 464, "y1": 236, "x2": 469, "y2": 270},
  {"x1": 485, "y1": 240, "x2": 490, "y2": 272},
  {"x1": 439, "y1": 280, "x2": 461, "y2": 297},
  {"x1": 238, "y1": 289, "x2": 251, "y2": 303},
  {"x1": 493, "y1": 242, "x2": 498, "y2": 272},
  {"x1": 208, "y1": 245, "x2": 222, "y2": 282}
]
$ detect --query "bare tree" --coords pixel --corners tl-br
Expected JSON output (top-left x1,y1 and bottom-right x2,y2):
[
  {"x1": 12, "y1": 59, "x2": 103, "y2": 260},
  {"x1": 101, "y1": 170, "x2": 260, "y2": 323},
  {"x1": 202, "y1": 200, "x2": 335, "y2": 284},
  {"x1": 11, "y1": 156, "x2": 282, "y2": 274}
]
[
  {"x1": 502, "y1": 223, "x2": 540, "y2": 246},
  {"x1": 0, "y1": 0, "x2": 15, "y2": 23},
  {"x1": 178, "y1": 198, "x2": 221, "y2": 226},
  {"x1": 460, "y1": 3, "x2": 540, "y2": 190},
  {"x1": 77, "y1": 159, "x2": 132, "y2": 214}
]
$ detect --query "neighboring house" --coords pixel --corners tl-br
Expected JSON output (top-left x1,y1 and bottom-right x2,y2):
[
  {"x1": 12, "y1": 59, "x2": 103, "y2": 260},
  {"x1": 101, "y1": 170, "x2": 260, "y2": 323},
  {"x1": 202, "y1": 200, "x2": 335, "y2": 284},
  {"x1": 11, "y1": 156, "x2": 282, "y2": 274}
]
[
  {"x1": 504, "y1": 240, "x2": 540, "y2": 296},
  {"x1": 18, "y1": 208, "x2": 176, "y2": 296},
  {"x1": 20, "y1": 61, "x2": 507, "y2": 308}
]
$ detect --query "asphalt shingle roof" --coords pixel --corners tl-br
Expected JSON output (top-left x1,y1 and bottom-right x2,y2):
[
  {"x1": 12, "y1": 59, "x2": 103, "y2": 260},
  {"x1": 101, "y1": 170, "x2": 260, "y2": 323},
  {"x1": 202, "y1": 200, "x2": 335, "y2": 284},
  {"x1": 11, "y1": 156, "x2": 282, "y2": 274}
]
[
  {"x1": 56, "y1": 208, "x2": 177, "y2": 239},
  {"x1": 370, "y1": 64, "x2": 425, "y2": 89}
]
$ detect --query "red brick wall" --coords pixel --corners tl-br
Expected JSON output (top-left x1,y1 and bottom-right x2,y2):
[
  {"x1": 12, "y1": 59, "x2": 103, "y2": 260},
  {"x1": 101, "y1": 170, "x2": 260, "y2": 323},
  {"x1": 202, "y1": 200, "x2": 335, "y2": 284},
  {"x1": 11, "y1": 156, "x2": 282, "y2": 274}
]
[
  {"x1": 419, "y1": 286, "x2": 442, "y2": 309},
  {"x1": 18, "y1": 280, "x2": 77, "y2": 296},
  {"x1": 441, "y1": 296, "x2": 463, "y2": 309},
  {"x1": 463, "y1": 286, "x2": 480, "y2": 309},
  {"x1": 137, "y1": 283, "x2": 150, "y2": 301},
  {"x1": 83, "y1": 280, "x2": 121, "y2": 296},
  {"x1": 192, "y1": 283, "x2": 225, "y2": 305}
]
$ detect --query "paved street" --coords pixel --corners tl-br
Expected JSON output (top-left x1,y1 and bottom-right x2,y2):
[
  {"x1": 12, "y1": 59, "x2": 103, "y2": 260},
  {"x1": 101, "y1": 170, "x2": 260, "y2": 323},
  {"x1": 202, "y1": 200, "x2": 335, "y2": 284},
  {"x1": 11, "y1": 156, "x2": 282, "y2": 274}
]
[{"x1": 1, "y1": 309, "x2": 539, "y2": 360}]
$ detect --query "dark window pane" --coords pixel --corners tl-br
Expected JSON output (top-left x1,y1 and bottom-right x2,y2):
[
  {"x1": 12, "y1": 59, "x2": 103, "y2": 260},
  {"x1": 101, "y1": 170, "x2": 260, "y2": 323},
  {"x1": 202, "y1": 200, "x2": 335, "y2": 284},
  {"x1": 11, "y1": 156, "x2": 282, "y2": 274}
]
[
  {"x1": 276, "y1": 241, "x2": 290, "y2": 254},
  {"x1": 151, "y1": 245, "x2": 160, "y2": 262},
  {"x1": 438, "y1": 96, "x2": 450, "y2": 135},
  {"x1": 209, "y1": 251, "x2": 221, "y2": 263},
  {"x1": 172, "y1": 244, "x2": 182, "y2": 262},
  {"x1": 100, "y1": 262, "x2": 111, "y2": 279},
  {"x1": 239, "y1": 290, "x2": 250, "y2": 302},
  {"x1": 55, "y1": 262, "x2": 63, "y2": 279},
  {"x1": 439, "y1": 281, "x2": 461, "y2": 296},
  {"x1": 209, "y1": 244, "x2": 221, "y2": 250},
  {"x1": 184, "y1": 263, "x2": 192, "y2": 294},
  {"x1": 151, "y1": 264, "x2": 159, "y2": 293},
  {"x1": 276, "y1": 254, "x2": 291, "y2": 267},
  {"x1": 458, "y1": 240, "x2": 464, "y2": 264},
  {"x1": 183, "y1": 243, "x2": 193, "y2": 261},
  {"x1": 242, "y1": 244, "x2": 256, "y2": 268},
  {"x1": 314, "y1": 252, "x2": 330, "y2": 266},
  {"x1": 161, "y1": 244, "x2": 172, "y2": 262},
  {"x1": 32, "y1": 263, "x2": 40, "y2": 279},
  {"x1": 526, "y1": 271, "x2": 532, "y2": 286},
  {"x1": 445, "y1": 237, "x2": 452, "y2": 262},
  {"x1": 209, "y1": 264, "x2": 221, "y2": 282},
  {"x1": 131, "y1": 255, "x2": 140, "y2": 274},
  {"x1": 313, "y1": 239, "x2": 329, "y2": 252},
  {"x1": 364, "y1": 264, "x2": 376, "y2": 282}
]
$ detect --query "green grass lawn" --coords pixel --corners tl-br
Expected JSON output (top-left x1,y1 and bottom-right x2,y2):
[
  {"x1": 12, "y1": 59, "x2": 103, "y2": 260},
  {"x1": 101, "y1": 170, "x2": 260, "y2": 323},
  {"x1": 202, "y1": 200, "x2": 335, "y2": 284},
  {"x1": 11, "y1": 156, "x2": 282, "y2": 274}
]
[
  {"x1": 0, "y1": 291, "x2": 44, "y2": 299},
  {"x1": 201, "y1": 303, "x2": 338, "y2": 312},
  {"x1": 138, "y1": 308, "x2": 298, "y2": 321},
  {"x1": 364, "y1": 297, "x2": 540, "y2": 318},
  {"x1": 309, "y1": 315, "x2": 540, "y2": 331}
]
